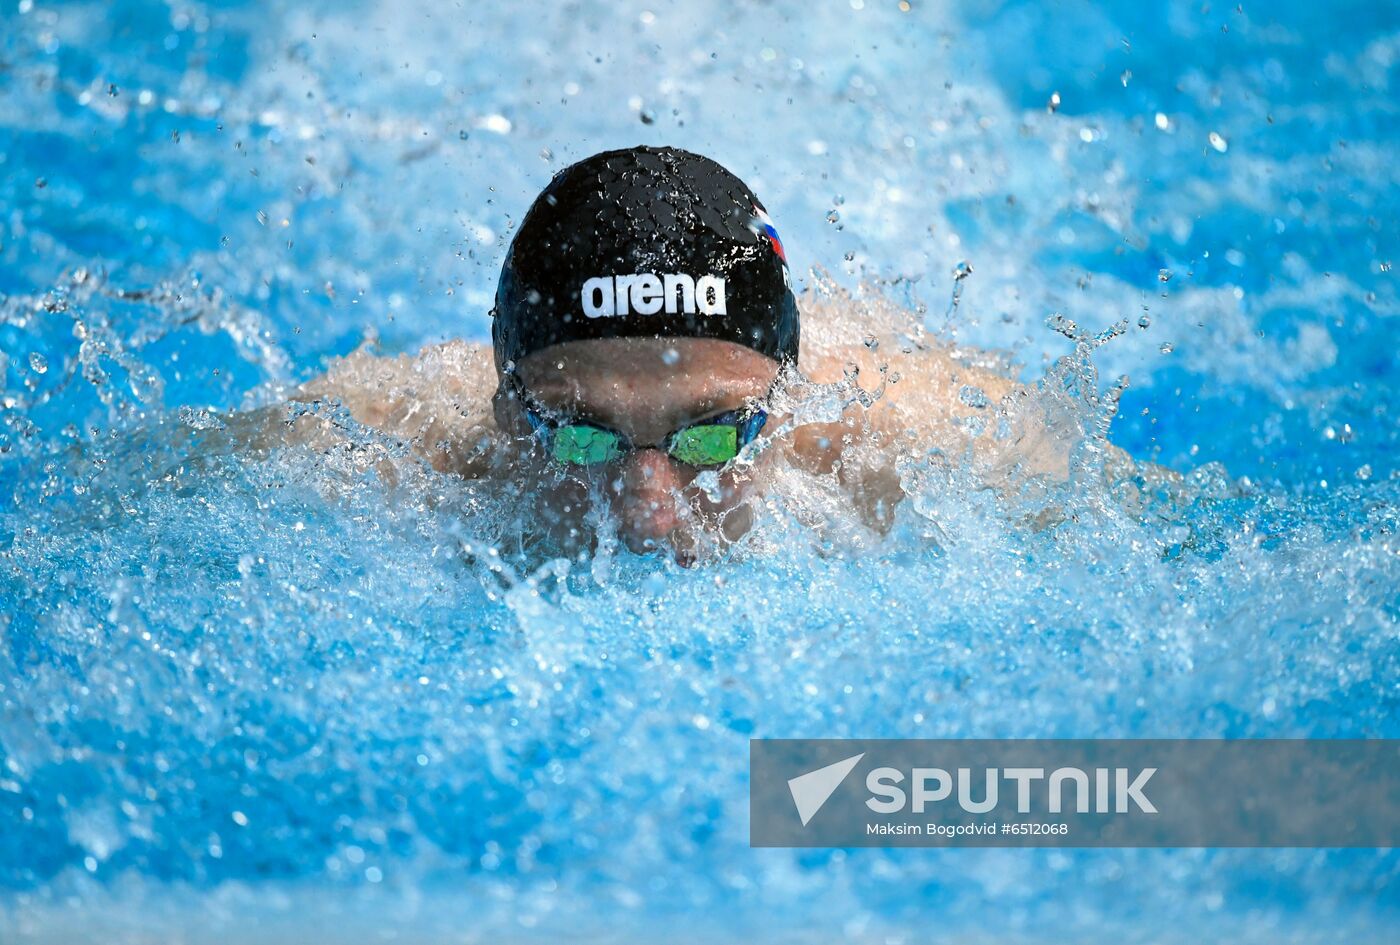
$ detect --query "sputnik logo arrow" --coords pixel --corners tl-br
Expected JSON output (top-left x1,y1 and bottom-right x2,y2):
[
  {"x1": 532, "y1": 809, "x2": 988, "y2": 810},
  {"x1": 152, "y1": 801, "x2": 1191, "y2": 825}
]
[{"x1": 787, "y1": 752, "x2": 865, "y2": 826}]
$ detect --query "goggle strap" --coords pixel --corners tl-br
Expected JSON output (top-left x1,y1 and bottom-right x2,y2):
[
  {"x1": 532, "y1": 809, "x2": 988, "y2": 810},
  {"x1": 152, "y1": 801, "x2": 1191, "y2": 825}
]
[
  {"x1": 522, "y1": 407, "x2": 550, "y2": 438},
  {"x1": 739, "y1": 409, "x2": 768, "y2": 447}
]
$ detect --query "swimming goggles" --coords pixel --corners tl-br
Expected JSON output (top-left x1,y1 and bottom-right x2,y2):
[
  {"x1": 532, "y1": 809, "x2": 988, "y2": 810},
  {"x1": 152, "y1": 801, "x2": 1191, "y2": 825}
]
[{"x1": 506, "y1": 371, "x2": 769, "y2": 469}]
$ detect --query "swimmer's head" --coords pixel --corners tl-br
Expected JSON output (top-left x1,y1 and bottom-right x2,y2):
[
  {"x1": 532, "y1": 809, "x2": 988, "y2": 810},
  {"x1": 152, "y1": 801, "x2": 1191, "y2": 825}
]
[{"x1": 491, "y1": 146, "x2": 800, "y2": 562}]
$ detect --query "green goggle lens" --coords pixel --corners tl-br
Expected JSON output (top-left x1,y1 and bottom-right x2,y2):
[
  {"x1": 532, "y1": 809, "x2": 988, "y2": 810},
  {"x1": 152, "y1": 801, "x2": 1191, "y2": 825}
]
[
  {"x1": 550, "y1": 425, "x2": 625, "y2": 465},
  {"x1": 547, "y1": 422, "x2": 741, "y2": 467},
  {"x1": 667, "y1": 424, "x2": 739, "y2": 466}
]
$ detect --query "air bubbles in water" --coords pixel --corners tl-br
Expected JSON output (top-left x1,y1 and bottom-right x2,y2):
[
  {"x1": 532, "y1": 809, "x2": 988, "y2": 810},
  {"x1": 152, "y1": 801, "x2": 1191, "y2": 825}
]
[
  {"x1": 661, "y1": 347, "x2": 679, "y2": 366},
  {"x1": 1208, "y1": 131, "x2": 1229, "y2": 153},
  {"x1": 1047, "y1": 91, "x2": 1061, "y2": 113},
  {"x1": 1138, "y1": 315, "x2": 1151, "y2": 329},
  {"x1": 1160, "y1": 342, "x2": 1175, "y2": 354},
  {"x1": 28, "y1": 352, "x2": 48, "y2": 374},
  {"x1": 1158, "y1": 268, "x2": 1172, "y2": 282}
]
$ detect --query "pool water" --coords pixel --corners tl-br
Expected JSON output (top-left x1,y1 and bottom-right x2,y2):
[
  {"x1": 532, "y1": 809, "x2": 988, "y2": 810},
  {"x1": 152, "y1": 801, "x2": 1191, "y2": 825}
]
[{"x1": 2, "y1": 0, "x2": 1398, "y2": 941}]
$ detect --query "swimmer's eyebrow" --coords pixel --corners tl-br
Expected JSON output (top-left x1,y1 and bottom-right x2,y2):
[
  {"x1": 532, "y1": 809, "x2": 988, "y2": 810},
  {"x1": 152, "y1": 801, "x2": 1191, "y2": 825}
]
[{"x1": 576, "y1": 389, "x2": 752, "y2": 422}]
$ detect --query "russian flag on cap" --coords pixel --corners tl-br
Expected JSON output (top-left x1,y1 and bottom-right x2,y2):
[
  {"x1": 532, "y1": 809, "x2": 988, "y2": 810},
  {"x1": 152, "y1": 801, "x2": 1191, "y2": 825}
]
[{"x1": 752, "y1": 204, "x2": 787, "y2": 263}]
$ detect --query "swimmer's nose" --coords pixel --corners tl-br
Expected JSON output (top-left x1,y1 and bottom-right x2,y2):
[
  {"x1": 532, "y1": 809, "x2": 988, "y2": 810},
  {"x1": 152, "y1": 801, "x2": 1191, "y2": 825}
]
[{"x1": 614, "y1": 448, "x2": 684, "y2": 545}]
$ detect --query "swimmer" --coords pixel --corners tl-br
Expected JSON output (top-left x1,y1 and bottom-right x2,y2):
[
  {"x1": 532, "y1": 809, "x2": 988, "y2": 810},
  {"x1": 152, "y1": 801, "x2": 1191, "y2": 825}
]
[{"x1": 287, "y1": 145, "x2": 1145, "y2": 565}]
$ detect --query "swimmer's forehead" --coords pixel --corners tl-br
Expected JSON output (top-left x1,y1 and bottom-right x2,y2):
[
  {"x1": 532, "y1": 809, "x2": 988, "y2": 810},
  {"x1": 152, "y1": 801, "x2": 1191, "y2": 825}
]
[{"x1": 515, "y1": 337, "x2": 778, "y2": 430}]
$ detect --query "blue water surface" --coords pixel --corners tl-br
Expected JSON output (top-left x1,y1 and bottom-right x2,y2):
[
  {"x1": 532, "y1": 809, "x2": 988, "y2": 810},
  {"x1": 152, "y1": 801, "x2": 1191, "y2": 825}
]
[{"x1": 1, "y1": 1, "x2": 1398, "y2": 942}]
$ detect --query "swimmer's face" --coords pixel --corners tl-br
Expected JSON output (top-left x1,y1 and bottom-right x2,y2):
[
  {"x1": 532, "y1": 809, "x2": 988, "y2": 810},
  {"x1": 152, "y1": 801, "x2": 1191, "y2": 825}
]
[{"x1": 496, "y1": 337, "x2": 782, "y2": 565}]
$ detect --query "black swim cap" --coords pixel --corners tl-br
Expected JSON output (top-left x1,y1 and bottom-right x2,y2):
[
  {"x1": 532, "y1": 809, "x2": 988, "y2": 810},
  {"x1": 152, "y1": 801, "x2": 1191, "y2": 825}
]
[{"x1": 492, "y1": 145, "x2": 799, "y2": 371}]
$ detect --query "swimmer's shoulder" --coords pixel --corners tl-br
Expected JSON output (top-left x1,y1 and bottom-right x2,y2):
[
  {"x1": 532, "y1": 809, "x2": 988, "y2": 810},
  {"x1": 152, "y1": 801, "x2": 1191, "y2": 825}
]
[
  {"x1": 289, "y1": 338, "x2": 502, "y2": 477},
  {"x1": 299, "y1": 338, "x2": 490, "y2": 395}
]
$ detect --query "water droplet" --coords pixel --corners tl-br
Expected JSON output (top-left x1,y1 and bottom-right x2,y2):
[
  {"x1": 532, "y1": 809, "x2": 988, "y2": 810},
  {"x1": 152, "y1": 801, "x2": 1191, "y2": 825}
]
[
  {"x1": 639, "y1": 109, "x2": 655, "y2": 125},
  {"x1": 661, "y1": 347, "x2": 680, "y2": 366},
  {"x1": 34, "y1": 177, "x2": 46, "y2": 189},
  {"x1": 28, "y1": 352, "x2": 48, "y2": 374},
  {"x1": 1159, "y1": 342, "x2": 1174, "y2": 354},
  {"x1": 1154, "y1": 112, "x2": 1172, "y2": 132},
  {"x1": 1158, "y1": 268, "x2": 1173, "y2": 282},
  {"x1": 958, "y1": 385, "x2": 989, "y2": 408},
  {"x1": 1355, "y1": 464, "x2": 1373, "y2": 482},
  {"x1": 952, "y1": 260, "x2": 973, "y2": 281},
  {"x1": 256, "y1": 210, "x2": 269, "y2": 226},
  {"x1": 1208, "y1": 131, "x2": 1228, "y2": 153},
  {"x1": 1380, "y1": 261, "x2": 1392, "y2": 272},
  {"x1": 479, "y1": 114, "x2": 512, "y2": 135},
  {"x1": 1137, "y1": 315, "x2": 1151, "y2": 329},
  {"x1": 826, "y1": 210, "x2": 840, "y2": 224},
  {"x1": 178, "y1": 406, "x2": 227, "y2": 431},
  {"x1": 458, "y1": 130, "x2": 469, "y2": 140},
  {"x1": 1047, "y1": 91, "x2": 1061, "y2": 114},
  {"x1": 1120, "y1": 70, "x2": 1132, "y2": 87},
  {"x1": 1047, "y1": 312, "x2": 1079, "y2": 339}
]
